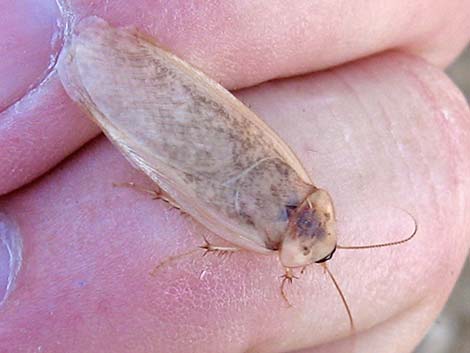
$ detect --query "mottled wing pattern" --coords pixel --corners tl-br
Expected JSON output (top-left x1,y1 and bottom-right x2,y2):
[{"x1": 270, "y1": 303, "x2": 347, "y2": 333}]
[{"x1": 58, "y1": 17, "x2": 314, "y2": 252}]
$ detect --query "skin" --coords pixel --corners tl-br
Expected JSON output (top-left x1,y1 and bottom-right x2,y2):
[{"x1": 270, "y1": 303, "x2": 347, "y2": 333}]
[{"x1": 0, "y1": 1, "x2": 470, "y2": 353}]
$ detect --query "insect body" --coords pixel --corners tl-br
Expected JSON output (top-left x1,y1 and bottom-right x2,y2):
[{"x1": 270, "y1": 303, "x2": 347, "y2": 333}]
[{"x1": 57, "y1": 17, "x2": 338, "y2": 268}]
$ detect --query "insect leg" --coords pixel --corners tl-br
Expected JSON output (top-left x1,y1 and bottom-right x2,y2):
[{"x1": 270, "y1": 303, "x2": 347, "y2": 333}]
[
  {"x1": 198, "y1": 233, "x2": 240, "y2": 257},
  {"x1": 149, "y1": 248, "x2": 201, "y2": 277},
  {"x1": 112, "y1": 182, "x2": 181, "y2": 210},
  {"x1": 280, "y1": 267, "x2": 299, "y2": 307},
  {"x1": 150, "y1": 234, "x2": 240, "y2": 277}
]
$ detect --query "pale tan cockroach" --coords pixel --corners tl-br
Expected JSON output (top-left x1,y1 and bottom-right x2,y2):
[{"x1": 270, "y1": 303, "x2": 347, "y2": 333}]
[{"x1": 57, "y1": 16, "x2": 416, "y2": 331}]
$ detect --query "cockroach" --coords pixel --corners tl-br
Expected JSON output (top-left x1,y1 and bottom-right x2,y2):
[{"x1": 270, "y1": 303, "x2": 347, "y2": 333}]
[{"x1": 57, "y1": 16, "x2": 416, "y2": 331}]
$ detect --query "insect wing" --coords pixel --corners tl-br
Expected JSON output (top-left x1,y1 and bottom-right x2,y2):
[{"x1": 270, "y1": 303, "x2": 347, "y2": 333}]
[{"x1": 58, "y1": 17, "x2": 314, "y2": 252}]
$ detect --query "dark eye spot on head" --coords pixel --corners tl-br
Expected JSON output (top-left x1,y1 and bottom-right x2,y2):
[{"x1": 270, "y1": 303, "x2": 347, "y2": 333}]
[
  {"x1": 315, "y1": 246, "x2": 337, "y2": 263},
  {"x1": 302, "y1": 246, "x2": 310, "y2": 256}
]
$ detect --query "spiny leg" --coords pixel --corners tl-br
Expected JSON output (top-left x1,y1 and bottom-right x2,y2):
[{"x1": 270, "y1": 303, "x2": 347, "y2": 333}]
[
  {"x1": 112, "y1": 181, "x2": 160, "y2": 198},
  {"x1": 113, "y1": 181, "x2": 181, "y2": 210},
  {"x1": 150, "y1": 233, "x2": 240, "y2": 277},
  {"x1": 280, "y1": 267, "x2": 299, "y2": 307},
  {"x1": 199, "y1": 233, "x2": 240, "y2": 257},
  {"x1": 149, "y1": 248, "x2": 201, "y2": 277}
]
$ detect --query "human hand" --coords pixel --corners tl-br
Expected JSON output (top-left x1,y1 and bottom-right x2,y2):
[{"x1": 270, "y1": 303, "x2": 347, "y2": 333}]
[{"x1": 1, "y1": 1, "x2": 470, "y2": 352}]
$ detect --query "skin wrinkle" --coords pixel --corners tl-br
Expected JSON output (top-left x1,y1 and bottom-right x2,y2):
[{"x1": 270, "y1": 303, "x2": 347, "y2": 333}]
[
  {"x1": 324, "y1": 69, "x2": 371, "y2": 196},
  {"x1": 404, "y1": 63, "x2": 462, "y2": 191},
  {"x1": 403, "y1": 73, "x2": 455, "y2": 221},
  {"x1": 391, "y1": 66, "x2": 452, "y2": 213},
  {"x1": 390, "y1": 87, "x2": 444, "y2": 228},
  {"x1": 357, "y1": 61, "x2": 412, "y2": 198}
]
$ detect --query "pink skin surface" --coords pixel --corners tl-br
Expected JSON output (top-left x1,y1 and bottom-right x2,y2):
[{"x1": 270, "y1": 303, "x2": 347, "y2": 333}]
[{"x1": 0, "y1": 1, "x2": 470, "y2": 353}]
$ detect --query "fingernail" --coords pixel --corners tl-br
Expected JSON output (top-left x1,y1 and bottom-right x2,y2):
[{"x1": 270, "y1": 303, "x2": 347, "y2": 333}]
[
  {"x1": 0, "y1": 213, "x2": 23, "y2": 306},
  {"x1": 0, "y1": 0, "x2": 62, "y2": 111}
]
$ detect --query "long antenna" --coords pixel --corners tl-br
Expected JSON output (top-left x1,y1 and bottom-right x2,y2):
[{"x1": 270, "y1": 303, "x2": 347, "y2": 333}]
[
  {"x1": 322, "y1": 263, "x2": 355, "y2": 332},
  {"x1": 337, "y1": 212, "x2": 417, "y2": 250}
]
